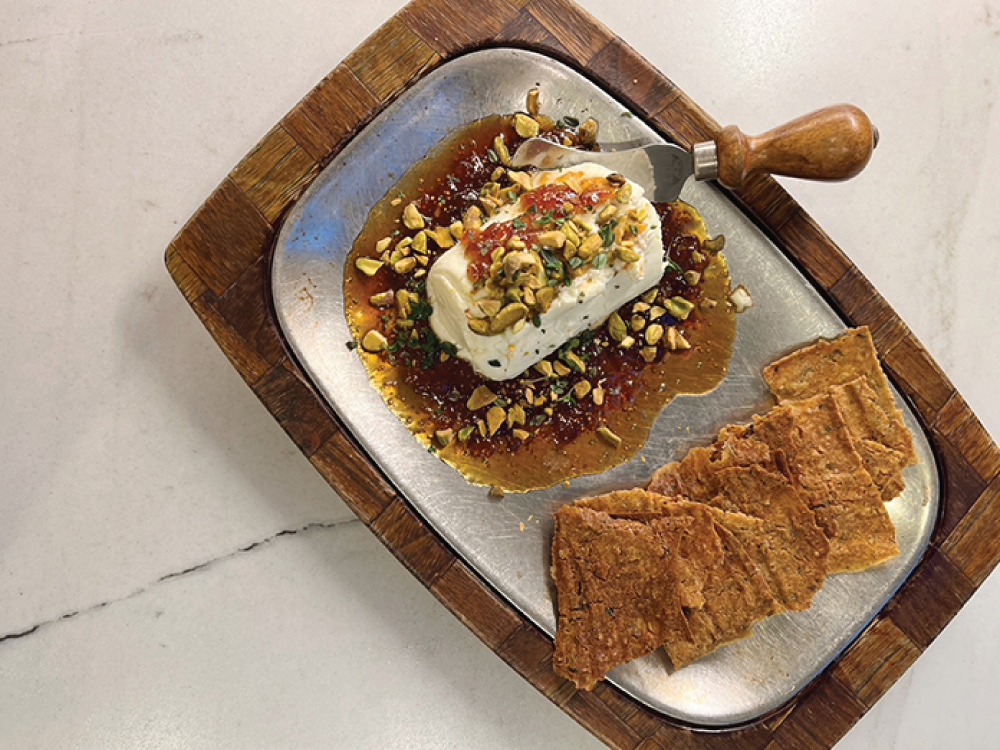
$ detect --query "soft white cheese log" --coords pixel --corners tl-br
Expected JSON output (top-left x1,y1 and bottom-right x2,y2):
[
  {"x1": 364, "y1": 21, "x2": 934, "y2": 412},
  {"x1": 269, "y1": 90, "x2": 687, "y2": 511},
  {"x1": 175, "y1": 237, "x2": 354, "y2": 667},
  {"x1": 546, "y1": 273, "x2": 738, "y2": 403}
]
[{"x1": 426, "y1": 164, "x2": 664, "y2": 381}]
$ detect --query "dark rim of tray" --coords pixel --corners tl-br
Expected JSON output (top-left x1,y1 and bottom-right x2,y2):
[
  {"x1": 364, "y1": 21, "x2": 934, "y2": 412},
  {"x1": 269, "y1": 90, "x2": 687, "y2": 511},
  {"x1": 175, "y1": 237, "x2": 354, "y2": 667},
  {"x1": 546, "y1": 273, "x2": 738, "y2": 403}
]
[{"x1": 164, "y1": 1, "x2": 1000, "y2": 748}]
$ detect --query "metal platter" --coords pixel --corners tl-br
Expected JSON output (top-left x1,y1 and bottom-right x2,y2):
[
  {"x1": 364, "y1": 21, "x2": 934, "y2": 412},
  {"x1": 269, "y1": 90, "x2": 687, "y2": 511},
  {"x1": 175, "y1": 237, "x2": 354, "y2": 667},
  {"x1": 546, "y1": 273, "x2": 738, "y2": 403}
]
[{"x1": 271, "y1": 48, "x2": 939, "y2": 726}]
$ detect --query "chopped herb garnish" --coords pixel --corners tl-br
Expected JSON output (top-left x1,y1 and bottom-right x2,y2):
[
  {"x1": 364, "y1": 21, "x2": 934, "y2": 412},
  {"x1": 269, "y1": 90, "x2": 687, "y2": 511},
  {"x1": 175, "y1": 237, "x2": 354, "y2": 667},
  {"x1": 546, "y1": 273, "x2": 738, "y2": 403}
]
[
  {"x1": 486, "y1": 148, "x2": 499, "y2": 163},
  {"x1": 665, "y1": 258, "x2": 683, "y2": 274},
  {"x1": 599, "y1": 220, "x2": 617, "y2": 247},
  {"x1": 531, "y1": 315, "x2": 542, "y2": 327},
  {"x1": 562, "y1": 116, "x2": 580, "y2": 127},
  {"x1": 346, "y1": 340, "x2": 358, "y2": 351},
  {"x1": 592, "y1": 251, "x2": 608, "y2": 269},
  {"x1": 567, "y1": 256, "x2": 584, "y2": 269},
  {"x1": 488, "y1": 359, "x2": 501, "y2": 367},
  {"x1": 530, "y1": 414, "x2": 546, "y2": 426},
  {"x1": 441, "y1": 341, "x2": 458, "y2": 356},
  {"x1": 512, "y1": 218, "x2": 526, "y2": 230},
  {"x1": 539, "y1": 248, "x2": 562, "y2": 273},
  {"x1": 409, "y1": 299, "x2": 433, "y2": 320}
]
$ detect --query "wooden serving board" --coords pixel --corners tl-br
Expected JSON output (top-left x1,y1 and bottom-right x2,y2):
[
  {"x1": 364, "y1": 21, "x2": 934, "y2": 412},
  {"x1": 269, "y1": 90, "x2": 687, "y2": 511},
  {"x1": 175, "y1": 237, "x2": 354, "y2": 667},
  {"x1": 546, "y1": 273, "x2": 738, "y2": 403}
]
[{"x1": 164, "y1": 1, "x2": 1000, "y2": 747}]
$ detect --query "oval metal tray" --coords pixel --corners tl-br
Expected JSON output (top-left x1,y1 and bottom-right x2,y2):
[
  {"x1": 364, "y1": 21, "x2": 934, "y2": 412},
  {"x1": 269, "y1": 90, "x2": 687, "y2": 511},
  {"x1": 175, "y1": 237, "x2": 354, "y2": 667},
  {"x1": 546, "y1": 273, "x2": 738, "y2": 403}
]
[{"x1": 271, "y1": 48, "x2": 938, "y2": 726}]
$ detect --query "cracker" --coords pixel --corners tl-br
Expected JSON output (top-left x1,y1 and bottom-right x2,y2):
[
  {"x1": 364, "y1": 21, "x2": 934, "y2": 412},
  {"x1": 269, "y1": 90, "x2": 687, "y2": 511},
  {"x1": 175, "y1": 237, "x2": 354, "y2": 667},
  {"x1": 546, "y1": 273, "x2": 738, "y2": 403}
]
[
  {"x1": 647, "y1": 435, "x2": 783, "y2": 502},
  {"x1": 567, "y1": 495, "x2": 779, "y2": 669},
  {"x1": 661, "y1": 508, "x2": 779, "y2": 668},
  {"x1": 550, "y1": 506, "x2": 692, "y2": 689},
  {"x1": 707, "y1": 466, "x2": 829, "y2": 611},
  {"x1": 746, "y1": 394, "x2": 898, "y2": 573},
  {"x1": 762, "y1": 327, "x2": 916, "y2": 468},
  {"x1": 829, "y1": 377, "x2": 910, "y2": 500}
]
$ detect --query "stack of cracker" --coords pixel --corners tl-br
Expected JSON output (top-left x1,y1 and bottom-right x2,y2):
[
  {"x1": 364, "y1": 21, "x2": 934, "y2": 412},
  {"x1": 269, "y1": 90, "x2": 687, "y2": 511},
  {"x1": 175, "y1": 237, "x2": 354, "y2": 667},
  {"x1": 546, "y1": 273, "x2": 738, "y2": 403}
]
[{"x1": 551, "y1": 327, "x2": 917, "y2": 690}]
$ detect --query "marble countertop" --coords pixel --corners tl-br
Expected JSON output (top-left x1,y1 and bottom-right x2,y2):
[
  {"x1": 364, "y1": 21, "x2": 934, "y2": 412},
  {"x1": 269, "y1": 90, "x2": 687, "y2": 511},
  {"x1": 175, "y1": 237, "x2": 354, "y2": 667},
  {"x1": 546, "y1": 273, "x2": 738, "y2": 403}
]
[{"x1": 1, "y1": 1, "x2": 997, "y2": 747}]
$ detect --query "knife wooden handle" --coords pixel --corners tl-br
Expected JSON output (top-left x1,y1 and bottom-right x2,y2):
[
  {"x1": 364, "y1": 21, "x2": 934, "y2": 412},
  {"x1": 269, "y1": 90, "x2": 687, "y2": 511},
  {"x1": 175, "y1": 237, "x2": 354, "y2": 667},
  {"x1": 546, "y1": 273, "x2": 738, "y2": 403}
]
[{"x1": 715, "y1": 104, "x2": 877, "y2": 189}]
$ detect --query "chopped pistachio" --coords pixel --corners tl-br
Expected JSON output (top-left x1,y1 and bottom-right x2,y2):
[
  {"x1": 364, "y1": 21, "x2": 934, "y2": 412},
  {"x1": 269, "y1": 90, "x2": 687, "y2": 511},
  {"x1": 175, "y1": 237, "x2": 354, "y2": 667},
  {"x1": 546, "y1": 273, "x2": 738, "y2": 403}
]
[
  {"x1": 463, "y1": 205, "x2": 483, "y2": 232},
  {"x1": 511, "y1": 317, "x2": 526, "y2": 335},
  {"x1": 393, "y1": 256, "x2": 417, "y2": 274},
  {"x1": 607, "y1": 311, "x2": 628, "y2": 342},
  {"x1": 592, "y1": 384, "x2": 605, "y2": 406},
  {"x1": 468, "y1": 318, "x2": 491, "y2": 335},
  {"x1": 666, "y1": 327, "x2": 691, "y2": 350},
  {"x1": 703, "y1": 235, "x2": 725, "y2": 254},
  {"x1": 563, "y1": 351, "x2": 585, "y2": 373},
  {"x1": 524, "y1": 386, "x2": 534, "y2": 403},
  {"x1": 526, "y1": 88, "x2": 540, "y2": 117},
  {"x1": 683, "y1": 269, "x2": 702, "y2": 286},
  {"x1": 509, "y1": 404, "x2": 526, "y2": 426},
  {"x1": 597, "y1": 426, "x2": 622, "y2": 448},
  {"x1": 649, "y1": 305, "x2": 666, "y2": 320},
  {"x1": 577, "y1": 234, "x2": 603, "y2": 261},
  {"x1": 552, "y1": 360, "x2": 571, "y2": 377},
  {"x1": 467, "y1": 385, "x2": 498, "y2": 411},
  {"x1": 435, "y1": 429, "x2": 454, "y2": 447},
  {"x1": 534, "y1": 360, "x2": 554, "y2": 378},
  {"x1": 632, "y1": 301, "x2": 650, "y2": 314},
  {"x1": 534, "y1": 114, "x2": 556, "y2": 131},
  {"x1": 354, "y1": 257, "x2": 384, "y2": 276},
  {"x1": 375, "y1": 237, "x2": 392, "y2": 254},
  {"x1": 478, "y1": 299, "x2": 502, "y2": 317},
  {"x1": 512, "y1": 428, "x2": 530, "y2": 441},
  {"x1": 411, "y1": 231, "x2": 428, "y2": 255},
  {"x1": 493, "y1": 134, "x2": 511, "y2": 167},
  {"x1": 449, "y1": 220, "x2": 465, "y2": 240},
  {"x1": 597, "y1": 205, "x2": 617, "y2": 224},
  {"x1": 402, "y1": 202, "x2": 425, "y2": 230},
  {"x1": 691, "y1": 249, "x2": 705, "y2": 264},
  {"x1": 630, "y1": 315, "x2": 646, "y2": 332},
  {"x1": 477, "y1": 419, "x2": 487, "y2": 438},
  {"x1": 457, "y1": 425, "x2": 476, "y2": 441},
  {"x1": 508, "y1": 170, "x2": 532, "y2": 191},
  {"x1": 619, "y1": 335, "x2": 635, "y2": 349},
  {"x1": 369, "y1": 290, "x2": 395, "y2": 308},
  {"x1": 415, "y1": 254, "x2": 429, "y2": 267},
  {"x1": 615, "y1": 183, "x2": 633, "y2": 204},
  {"x1": 537, "y1": 230, "x2": 566, "y2": 249},
  {"x1": 578, "y1": 117, "x2": 599, "y2": 144},
  {"x1": 617, "y1": 246, "x2": 641, "y2": 264},
  {"x1": 573, "y1": 381, "x2": 592, "y2": 399},
  {"x1": 645, "y1": 323, "x2": 664, "y2": 345},
  {"x1": 486, "y1": 405, "x2": 506, "y2": 436},
  {"x1": 534, "y1": 285, "x2": 555, "y2": 310},
  {"x1": 395, "y1": 289, "x2": 412, "y2": 318},
  {"x1": 361, "y1": 329, "x2": 387, "y2": 352},
  {"x1": 513, "y1": 113, "x2": 540, "y2": 139},
  {"x1": 664, "y1": 296, "x2": 695, "y2": 320},
  {"x1": 490, "y1": 302, "x2": 528, "y2": 333}
]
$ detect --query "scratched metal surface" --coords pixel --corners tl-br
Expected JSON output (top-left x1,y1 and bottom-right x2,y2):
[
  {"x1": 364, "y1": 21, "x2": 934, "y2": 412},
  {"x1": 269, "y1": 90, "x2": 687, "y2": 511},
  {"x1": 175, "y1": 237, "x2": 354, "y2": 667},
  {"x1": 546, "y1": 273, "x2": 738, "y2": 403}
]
[{"x1": 271, "y1": 48, "x2": 938, "y2": 726}]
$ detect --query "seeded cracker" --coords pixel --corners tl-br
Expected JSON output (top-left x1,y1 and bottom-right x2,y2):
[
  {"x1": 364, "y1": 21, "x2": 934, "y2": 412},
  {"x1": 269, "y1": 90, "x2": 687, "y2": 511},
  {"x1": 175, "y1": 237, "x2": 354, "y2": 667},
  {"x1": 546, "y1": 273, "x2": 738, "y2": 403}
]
[
  {"x1": 647, "y1": 435, "x2": 782, "y2": 502},
  {"x1": 829, "y1": 377, "x2": 909, "y2": 501},
  {"x1": 762, "y1": 327, "x2": 917, "y2": 469},
  {"x1": 550, "y1": 506, "x2": 693, "y2": 690},
  {"x1": 746, "y1": 394, "x2": 898, "y2": 573},
  {"x1": 655, "y1": 502, "x2": 779, "y2": 669},
  {"x1": 706, "y1": 466, "x2": 830, "y2": 611}
]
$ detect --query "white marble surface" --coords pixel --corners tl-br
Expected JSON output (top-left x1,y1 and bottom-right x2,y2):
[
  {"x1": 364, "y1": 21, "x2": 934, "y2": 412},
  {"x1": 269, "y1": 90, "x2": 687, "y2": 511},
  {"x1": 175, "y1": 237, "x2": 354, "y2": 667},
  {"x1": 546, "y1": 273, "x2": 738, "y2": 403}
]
[{"x1": 0, "y1": 0, "x2": 997, "y2": 747}]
